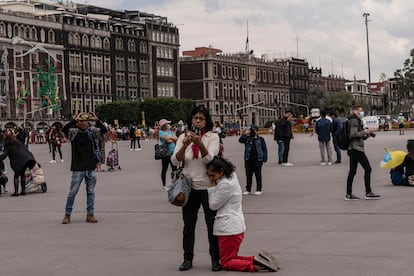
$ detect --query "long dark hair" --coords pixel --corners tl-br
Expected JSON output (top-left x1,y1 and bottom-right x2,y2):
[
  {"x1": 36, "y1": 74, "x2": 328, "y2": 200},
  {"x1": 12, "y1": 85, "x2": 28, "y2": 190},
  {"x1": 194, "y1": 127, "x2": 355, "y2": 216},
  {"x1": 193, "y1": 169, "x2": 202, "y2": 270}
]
[
  {"x1": 3, "y1": 134, "x2": 22, "y2": 148},
  {"x1": 207, "y1": 156, "x2": 235, "y2": 178},
  {"x1": 187, "y1": 106, "x2": 214, "y2": 131}
]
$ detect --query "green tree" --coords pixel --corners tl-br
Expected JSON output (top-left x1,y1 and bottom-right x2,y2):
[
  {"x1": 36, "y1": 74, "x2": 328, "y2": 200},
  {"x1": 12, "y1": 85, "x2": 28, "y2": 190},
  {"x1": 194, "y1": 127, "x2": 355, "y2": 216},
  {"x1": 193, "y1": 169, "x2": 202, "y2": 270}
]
[
  {"x1": 325, "y1": 90, "x2": 354, "y2": 116},
  {"x1": 394, "y1": 48, "x2": 414, "y2": 113},
  {"x1": 95, "y1": 98, "x2": 194, "y2": 126}
]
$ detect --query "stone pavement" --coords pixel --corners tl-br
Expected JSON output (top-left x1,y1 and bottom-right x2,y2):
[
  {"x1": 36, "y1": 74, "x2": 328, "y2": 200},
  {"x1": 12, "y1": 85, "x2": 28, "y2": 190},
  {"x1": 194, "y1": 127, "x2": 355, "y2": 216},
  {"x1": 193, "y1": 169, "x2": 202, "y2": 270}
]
[{"x1": 1, "y1": 131, "x2": 414, "y2": 276}]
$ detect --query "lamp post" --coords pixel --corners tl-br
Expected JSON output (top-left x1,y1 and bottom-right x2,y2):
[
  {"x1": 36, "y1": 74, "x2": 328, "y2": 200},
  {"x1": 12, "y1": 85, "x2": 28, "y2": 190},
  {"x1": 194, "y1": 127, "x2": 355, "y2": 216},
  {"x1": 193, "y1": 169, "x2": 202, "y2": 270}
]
[{"x1": 363, "y1": 12, "x2": 373, "y2": 115}]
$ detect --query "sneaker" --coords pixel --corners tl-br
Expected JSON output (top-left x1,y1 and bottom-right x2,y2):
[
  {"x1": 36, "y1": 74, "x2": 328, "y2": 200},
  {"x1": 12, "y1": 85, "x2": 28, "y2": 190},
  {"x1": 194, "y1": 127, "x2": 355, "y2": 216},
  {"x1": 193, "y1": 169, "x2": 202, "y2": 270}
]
[
  {"x1": 135, "y1": 148, "x2": 140, "y2": 151},
  {"x1": 334, "y1": 160, "x2": 341, "y2": 164},
  {"x1": 161, "y1": 186, "x2": 170, "y2": 192},
  {"x1": 327, "y1": 162, "x2": 332, "y2": 166},
  {"x1": 344, "y1": 194, "x2": 360, "y2": 201},
  {"x1": 254, "y1": 191, "x2": 262, "y2": 196},
  {"x1": 137, "y1": 148, "x2": 142, "y2": 151},
  {"x1": 60, "y1": 159, "x2": 64, "y2": 163},
  {"x1": 320, "y1": 162, "x2": 326, "y2": 166},
  {"x1": 282, "y1": 162, "x2": 294, "y2": 166},
  {"x1": 130, "y1": 149, "x2": 133, "y2": 151},
  {"x1": 242, "y1": 191, "x2": 250, "y2": 195},
  {"x1": 365, "y1": 192, "x2": 380, "y2": 200},
  {"x1": 49, "y1": 160, "x2": 56, "y2": 163}
]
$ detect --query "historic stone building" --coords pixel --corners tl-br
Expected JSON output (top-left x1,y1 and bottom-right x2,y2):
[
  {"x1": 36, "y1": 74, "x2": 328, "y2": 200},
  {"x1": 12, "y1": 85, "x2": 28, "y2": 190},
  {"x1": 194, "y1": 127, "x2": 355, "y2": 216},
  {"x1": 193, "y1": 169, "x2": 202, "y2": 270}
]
[
  {"x1": 180, "y1": 47, "x2": 290, "y2": 127},
  {"x1": 0, "y1": 0, "x2": 179, "y2": 129}
]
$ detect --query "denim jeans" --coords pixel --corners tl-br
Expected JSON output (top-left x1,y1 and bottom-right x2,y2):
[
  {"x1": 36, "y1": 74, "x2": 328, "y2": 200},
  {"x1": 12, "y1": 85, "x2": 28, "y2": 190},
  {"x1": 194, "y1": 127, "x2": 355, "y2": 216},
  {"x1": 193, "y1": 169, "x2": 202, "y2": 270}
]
[
  {"x1": 276, "y1": 140, "x2": 284, "y2": 164},
  {"x1": 64, "y1": 170, "x2": 97, "y2": 215}
]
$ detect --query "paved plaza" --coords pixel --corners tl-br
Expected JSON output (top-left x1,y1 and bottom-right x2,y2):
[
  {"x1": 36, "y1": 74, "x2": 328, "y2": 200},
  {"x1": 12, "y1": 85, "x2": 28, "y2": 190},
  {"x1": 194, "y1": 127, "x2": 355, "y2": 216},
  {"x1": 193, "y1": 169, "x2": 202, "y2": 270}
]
[{"x1": 1, "y1": 130, "x2": 414, "y2": 276}]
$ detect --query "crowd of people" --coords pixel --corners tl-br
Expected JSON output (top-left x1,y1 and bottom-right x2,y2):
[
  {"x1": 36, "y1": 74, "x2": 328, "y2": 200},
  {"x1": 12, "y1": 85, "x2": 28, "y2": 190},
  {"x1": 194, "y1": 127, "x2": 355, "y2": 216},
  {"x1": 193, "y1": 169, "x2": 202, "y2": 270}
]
[{"x1": 4, "y1": 104, "x2": 414, "y2": 273}]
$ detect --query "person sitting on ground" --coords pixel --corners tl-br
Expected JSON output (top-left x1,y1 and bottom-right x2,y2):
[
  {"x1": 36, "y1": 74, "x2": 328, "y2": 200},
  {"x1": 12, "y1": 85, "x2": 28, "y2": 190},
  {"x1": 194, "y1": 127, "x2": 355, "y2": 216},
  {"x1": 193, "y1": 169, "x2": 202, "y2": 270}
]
[
  {"x1": 206, "y1": 156, "x2": 280, "y2": 272},
  {"x1": 393, "y1": 140, "x2": 414, "y2": 186},
  {"x1": 25, "y1": 163, "x2": 47, "y2": 193}
]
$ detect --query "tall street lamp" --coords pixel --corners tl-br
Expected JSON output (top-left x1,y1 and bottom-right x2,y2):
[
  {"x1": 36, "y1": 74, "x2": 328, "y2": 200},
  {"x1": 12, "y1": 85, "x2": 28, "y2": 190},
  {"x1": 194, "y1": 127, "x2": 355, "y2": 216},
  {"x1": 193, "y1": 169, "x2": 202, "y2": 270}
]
[{"x1": 363, "y1": 12, "x2": 373, "y2": 115}]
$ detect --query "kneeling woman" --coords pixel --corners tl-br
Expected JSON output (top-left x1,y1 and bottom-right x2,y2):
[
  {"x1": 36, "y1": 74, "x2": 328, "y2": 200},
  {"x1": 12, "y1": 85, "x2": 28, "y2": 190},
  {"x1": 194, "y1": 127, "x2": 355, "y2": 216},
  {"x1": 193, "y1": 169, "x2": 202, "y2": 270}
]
[{"x1": 206, "y1": 156, "x2": 280, "y2": 272}]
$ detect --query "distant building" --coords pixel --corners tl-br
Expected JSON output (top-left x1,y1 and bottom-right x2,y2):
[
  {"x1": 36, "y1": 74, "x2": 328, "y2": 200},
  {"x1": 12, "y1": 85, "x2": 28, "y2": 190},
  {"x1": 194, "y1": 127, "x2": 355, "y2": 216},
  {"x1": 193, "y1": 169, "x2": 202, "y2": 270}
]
[
  {"x1": 180, "y1": 47, "x2": 290, "y2": 126},
  {"x1": 0, "y1": 0, "x2": 179, "y2": 129},
  {"x1": 345, "y1": 79, "x2": 385, "y2": 114}
]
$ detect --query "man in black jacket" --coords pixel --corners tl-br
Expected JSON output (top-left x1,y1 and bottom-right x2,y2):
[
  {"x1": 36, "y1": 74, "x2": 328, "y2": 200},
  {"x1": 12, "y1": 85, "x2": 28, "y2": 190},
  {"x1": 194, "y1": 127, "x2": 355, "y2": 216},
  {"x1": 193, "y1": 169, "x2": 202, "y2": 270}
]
[
  {"x1": 276, "y1": 110, "x2": 294, "y2": 166},
  {"x1": 61, "y1": 112, "x2": 107, "y2": 224}
]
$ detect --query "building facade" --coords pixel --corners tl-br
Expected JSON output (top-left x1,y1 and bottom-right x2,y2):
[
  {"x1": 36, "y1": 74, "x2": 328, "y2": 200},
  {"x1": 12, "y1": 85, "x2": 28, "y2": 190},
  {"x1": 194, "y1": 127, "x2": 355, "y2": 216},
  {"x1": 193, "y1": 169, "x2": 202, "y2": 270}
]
[
  {"x1": 180, "y1": 47, "x2": 290, "y2": 127},
  {"x1": 0, "y1": 0, "x2": 179, "y2": 130}
]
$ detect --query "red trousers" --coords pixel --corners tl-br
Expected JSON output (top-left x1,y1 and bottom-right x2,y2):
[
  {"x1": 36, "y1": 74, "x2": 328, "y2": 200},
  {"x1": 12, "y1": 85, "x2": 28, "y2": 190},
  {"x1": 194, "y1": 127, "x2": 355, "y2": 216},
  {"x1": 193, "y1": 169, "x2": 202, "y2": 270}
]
[{"x1": 218, "y1": 233, "x2": 255, "y2": 272}]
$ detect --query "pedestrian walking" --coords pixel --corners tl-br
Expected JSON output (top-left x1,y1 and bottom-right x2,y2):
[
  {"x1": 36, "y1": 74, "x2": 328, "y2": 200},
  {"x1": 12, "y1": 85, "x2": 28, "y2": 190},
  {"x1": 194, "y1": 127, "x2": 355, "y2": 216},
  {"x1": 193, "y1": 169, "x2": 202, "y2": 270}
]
[
  {"x1": 239, "y1": 125, "x2": 268, "y2": 195},
  {"x1": 398, "y1": 113, "x2": 406, "y2": 135},
  {"x1": 61, "y1": 112, "x2": 107, "y2": 224},
  {"x1": 171, "y1": 106, "x2": 221, "y2": 272},
  {"x1": 206, "y1": 156, "x2": 280, "y2": 272},
  {"x1": 345, "y1": 106, "x2": 380, "y2": 201},
  {"x1": 314, "y1": 111, "x2": 333, "y2": 165}
]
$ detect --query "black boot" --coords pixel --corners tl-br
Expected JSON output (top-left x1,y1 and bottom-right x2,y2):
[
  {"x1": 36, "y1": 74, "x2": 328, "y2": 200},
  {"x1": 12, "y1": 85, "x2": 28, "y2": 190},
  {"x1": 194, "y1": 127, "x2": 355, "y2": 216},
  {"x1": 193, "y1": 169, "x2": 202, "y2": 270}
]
[{"x1": 11, "y1": 178, "x2": 19, "y2": 196}]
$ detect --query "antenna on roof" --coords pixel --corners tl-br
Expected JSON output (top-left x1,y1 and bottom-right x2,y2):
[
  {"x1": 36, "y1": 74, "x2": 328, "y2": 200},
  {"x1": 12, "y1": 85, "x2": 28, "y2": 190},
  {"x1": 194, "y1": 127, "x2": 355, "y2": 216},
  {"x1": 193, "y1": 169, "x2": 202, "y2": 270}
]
[{"x1": 245, "y1": 20, "x2": 249, "y2": 54}]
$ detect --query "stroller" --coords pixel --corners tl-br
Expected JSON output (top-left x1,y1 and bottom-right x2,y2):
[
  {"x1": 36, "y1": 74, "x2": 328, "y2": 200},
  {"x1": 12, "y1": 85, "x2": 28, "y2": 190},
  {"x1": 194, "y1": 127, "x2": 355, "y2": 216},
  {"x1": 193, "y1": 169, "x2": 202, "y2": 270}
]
[{"x1": 106, "y1": 142, "x2": 121, "y2": 171}]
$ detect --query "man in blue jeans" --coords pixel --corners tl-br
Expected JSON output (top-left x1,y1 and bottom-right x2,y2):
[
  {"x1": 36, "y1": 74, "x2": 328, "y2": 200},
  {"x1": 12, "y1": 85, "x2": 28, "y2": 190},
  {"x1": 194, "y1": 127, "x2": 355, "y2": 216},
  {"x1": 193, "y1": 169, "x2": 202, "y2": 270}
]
[{"x1": 61, "y1": 112, "x2": 107, "y2": 224}]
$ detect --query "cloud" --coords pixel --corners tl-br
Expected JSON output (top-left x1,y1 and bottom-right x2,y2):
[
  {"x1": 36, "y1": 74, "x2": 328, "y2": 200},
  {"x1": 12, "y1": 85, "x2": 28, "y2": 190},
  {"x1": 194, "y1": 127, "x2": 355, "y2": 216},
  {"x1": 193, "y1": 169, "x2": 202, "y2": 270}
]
[{"x1": 93, "y1": 0, "x2": 414, "y2": 82}]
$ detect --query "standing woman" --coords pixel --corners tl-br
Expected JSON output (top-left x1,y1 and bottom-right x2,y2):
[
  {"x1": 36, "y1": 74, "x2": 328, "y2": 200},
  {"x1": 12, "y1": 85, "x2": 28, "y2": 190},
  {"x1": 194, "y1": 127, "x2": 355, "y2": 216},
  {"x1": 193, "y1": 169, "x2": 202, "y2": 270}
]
[
  {"x1": 0, "y1": 134, "x2": 36, "y2": 196},
  {"x1": 49, "y1": 125, "x2": 65, "y2": 163},
  {"x1": 171, "y1": 106, "x2": 221, "y2": 271},
  {"x1": 158, "y1": 119, "x2": 177, "y2": 191}
]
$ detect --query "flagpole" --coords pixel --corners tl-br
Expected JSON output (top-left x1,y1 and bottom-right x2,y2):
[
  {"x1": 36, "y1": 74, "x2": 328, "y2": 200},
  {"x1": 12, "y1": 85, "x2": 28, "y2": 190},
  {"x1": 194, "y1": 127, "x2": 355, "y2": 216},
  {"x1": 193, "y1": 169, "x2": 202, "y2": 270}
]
[{"x1": 245, "y1": 20, "x2": 249, "y2": 54}]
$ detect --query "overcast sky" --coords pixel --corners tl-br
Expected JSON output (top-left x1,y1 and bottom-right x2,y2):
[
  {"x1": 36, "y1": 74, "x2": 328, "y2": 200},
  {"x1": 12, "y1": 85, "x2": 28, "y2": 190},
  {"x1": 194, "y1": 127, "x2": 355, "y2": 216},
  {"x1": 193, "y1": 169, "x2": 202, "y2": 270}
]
[{"x1": 93, "y1": 0, "x2": 414, "y2": 82}]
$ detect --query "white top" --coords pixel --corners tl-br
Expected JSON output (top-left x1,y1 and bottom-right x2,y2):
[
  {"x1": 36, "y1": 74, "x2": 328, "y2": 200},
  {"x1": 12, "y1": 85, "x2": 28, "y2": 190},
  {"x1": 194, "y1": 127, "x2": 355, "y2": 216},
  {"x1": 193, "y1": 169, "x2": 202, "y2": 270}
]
[
  {"x1": 171, "y1": 131, "x2": 219, "y2": 190},
  {"x1": 207, "y1": 172, "x2": 246, "y2": 236}
]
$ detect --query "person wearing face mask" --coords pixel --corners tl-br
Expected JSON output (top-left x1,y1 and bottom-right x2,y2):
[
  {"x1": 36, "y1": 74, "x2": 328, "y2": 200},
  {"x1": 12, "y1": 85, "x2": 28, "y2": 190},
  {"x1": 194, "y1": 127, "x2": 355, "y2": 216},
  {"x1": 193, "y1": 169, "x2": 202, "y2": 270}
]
[
  {"x1": 345, "y1": 106, "x2": 380, "y2": 201},
  {"x1": 239, "y1": 125, "x2": 268, "y2": 196}
]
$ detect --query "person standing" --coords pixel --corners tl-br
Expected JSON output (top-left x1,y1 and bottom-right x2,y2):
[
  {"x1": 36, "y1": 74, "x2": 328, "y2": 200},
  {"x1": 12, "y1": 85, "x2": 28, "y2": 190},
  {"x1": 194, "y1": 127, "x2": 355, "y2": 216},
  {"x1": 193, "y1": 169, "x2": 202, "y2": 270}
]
[
  {"x1": 129, "y1": 125, "x2": 137, "y2": 151},
  {"x1": 171, "y1": 106, "x2": 221, "y2": 272},
  {"x1": 278, "y1": 110, "x2": 294, "y2": 166},
  {"x1": 49, "y1": 125, "x2": 65, "y2": 163},
  {"x1": 239, "y1": 125, "x2": 268, "y2": 195},
  {"x1": 329, "y1": 112, "x2": 342, "y2": 163},
  {"x1": 135, "y1": 127, "x2": 142, "y2": 150},
  {"x1": 345, "y1": 106, "x2": 380, "y2": 201},
  {"x1": 315, "y1": 111, "x2": 333, "y2": 166},
  {"x1": 206, "y1": 156, "x2": 279, "y2": 272},
  {"x1": 398, "y1": 113, "x2": 406, "y2": 135},
  {"x1": 61, "y1": 112, "x2": 107, "y2": 224},
  {"x1": 158, "y1": 119, "x2": 177, "y2": 191}
]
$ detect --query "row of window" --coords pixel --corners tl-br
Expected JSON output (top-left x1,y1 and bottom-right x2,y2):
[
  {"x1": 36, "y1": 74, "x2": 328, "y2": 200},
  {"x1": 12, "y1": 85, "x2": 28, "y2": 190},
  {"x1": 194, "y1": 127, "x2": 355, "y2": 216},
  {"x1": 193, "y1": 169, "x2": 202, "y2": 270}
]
[
  {"x1": 156, "y1": 47, "x2": 174, "y2": 59},
  {"x1": 69, "y1": 75, "x2": 111, "y2": 94},
  {"x1": 256, "y1": 68, "x2": 289, "y2": 85},
  {"x1": 69, "y1": 53, "x2": 111, "y2": 74},
  {"x1": 0, "y1": 22, "x2": 55, "y2": 43},
  {"x1": 68, "y1": 33, "x2": 110, "y2": 50},
  {"x1": 156, "y1": 63, "x2": 175, "y2": 77},
  {"x1": 151, "y1": 31, "x2": 177, "y2": 45},
  {"x1": 157, "y1": 83, "x2": 175, "y2": 97}
]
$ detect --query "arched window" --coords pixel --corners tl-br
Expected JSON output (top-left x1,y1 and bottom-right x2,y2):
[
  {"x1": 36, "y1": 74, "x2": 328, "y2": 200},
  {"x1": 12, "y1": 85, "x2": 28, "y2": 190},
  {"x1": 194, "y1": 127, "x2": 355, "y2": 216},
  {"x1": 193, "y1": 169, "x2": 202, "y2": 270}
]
[
  {"x1": 48, "y1": 30, "x2": 55, "y2": 43},
  {"x1": 74, "y1": 33, "x2": 80, "y2": 45},
  {"x1": 96, "y1": 37, "x2": 102, "y2": 49},
  {"x1": 0, "y1": 23, "x2": 6, "y2": 37},
  {"x1": 25, "y1": 26, "x2": 30, "y2": 39},
  {"x1": 82, "y1": 34, "x2": 89, "y2": 47},
  {"x1": 103, "y1": 38, "x2": 110, "y2": 50},
  {"x1": 68, "y1": 32, "x2": 73, "y2": 44},
  {"x1": 31, "y1": 28, "x2": 37, "y2": 41}
]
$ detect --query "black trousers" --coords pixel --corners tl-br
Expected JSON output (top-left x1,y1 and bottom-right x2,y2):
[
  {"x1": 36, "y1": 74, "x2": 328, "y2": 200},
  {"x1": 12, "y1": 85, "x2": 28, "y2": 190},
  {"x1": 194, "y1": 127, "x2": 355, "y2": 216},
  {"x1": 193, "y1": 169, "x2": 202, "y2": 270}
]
[
  {"x1": 281, "y1": 137, "x2": 291, "y2": 163},
  {"x1": 347, "y1": 149, "x2": 372, "y2": 195},
  {"x1": 182, "y1": 189, "x2": 219, "y2": 263},
  {"x1": 161, "y1": 156, "x2": 176, "y2": 186},
  {"x1": 244, "y1": 160, "x2": 263, "y2": 192}
]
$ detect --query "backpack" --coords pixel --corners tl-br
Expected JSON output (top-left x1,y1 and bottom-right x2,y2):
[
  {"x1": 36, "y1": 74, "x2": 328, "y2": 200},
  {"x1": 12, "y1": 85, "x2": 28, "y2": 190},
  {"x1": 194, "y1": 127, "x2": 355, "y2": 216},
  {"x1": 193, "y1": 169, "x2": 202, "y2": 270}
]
[{"x1": 335, "y1": 121, "x2": 350, "y2": 150}]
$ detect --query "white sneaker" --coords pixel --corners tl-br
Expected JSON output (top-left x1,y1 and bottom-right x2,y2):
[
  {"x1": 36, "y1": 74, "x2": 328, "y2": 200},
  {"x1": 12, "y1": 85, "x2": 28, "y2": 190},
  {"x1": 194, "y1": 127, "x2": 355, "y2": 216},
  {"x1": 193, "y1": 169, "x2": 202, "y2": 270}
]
[
  {"x1": 327, "y1": 162, "x2": 332, "y2": 166},
  {"x1": 49, "y1": 160, "x2": 56, "y2": 163},
  {"x1": 137, "y1": 148, "x2": 142, "y2": 151},
  {"x1": 60, "y1": 159, "x2": 64, "y2": 163},
  {"x1": 242, "y1": 191, "x2": 250, "y2": 195},
  {"x1": 320, "y1": 162, "x2": 326, "y2": 166},
  {"x1": 254, "y1": 191, "x2": 262, "y2": 196},
  {"x1": 161, "y1": 186, "x2": 170, "y2": 192},
  {"x1": 130, "y1": 149, "x2": 133, "y2": 151},
  {"x1": 282, "y1": 162, "x2": 294, "y2": 166}
]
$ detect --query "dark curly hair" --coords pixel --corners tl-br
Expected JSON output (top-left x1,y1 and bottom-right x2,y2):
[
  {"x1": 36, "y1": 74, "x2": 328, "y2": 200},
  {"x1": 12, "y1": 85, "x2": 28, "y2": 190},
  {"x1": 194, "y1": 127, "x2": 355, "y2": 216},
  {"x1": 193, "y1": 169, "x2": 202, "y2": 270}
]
[
  {"x1": 187, "y1": 105, "x2": 214, "y2": 131},
  {"x1": 207, "y1": 156, "x2": 235, "y2": 178}
]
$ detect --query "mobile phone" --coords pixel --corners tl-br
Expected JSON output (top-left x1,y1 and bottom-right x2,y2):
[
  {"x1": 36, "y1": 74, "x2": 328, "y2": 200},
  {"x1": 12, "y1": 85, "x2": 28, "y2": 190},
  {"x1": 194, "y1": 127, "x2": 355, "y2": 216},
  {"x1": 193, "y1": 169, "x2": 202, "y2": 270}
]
[{"x1": 192, "y1": 127, "x2": 200, "y2": 135}]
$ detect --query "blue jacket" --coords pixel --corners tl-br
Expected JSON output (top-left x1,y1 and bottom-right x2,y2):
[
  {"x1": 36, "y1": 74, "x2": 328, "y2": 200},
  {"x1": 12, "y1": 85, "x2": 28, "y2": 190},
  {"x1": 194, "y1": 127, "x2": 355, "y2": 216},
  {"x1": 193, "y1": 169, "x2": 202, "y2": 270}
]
[
  {"x1": 315, "y1": 117, "x2": 332, "y2": 142},
  {"x1": 239, "y1": 134, "x2": 268, "y2": 162}
]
